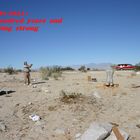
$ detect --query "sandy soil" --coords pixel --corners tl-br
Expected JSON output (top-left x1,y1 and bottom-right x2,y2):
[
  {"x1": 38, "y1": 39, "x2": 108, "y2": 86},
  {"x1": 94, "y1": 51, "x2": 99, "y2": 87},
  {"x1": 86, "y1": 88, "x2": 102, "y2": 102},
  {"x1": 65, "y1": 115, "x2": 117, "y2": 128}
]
[{"x1": 0, "y1": 71, "x2": 140, "y2": 140}]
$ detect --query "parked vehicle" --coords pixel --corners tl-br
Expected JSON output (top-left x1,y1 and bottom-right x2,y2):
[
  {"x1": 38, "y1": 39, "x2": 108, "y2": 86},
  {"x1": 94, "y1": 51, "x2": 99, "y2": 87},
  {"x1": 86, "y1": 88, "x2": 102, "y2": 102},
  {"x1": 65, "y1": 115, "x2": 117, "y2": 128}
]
[{"x1": 113, "y1": 64, "x2": 136, "y2": 70}]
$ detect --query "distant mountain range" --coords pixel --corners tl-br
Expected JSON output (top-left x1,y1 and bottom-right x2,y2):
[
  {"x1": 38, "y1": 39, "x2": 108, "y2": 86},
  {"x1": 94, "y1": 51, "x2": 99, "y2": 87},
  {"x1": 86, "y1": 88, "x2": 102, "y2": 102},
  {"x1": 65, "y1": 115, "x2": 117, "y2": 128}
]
[{"x1": 70, "y1": 63, "x2": 112, "y2": 70}]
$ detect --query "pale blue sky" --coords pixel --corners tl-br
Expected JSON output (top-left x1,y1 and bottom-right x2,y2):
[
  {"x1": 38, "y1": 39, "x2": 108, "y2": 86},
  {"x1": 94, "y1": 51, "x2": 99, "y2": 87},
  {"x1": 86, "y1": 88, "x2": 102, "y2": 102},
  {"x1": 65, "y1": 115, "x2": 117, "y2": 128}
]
[{"x1": 0, "y1": 0, "x2": 140, "y2": 68}]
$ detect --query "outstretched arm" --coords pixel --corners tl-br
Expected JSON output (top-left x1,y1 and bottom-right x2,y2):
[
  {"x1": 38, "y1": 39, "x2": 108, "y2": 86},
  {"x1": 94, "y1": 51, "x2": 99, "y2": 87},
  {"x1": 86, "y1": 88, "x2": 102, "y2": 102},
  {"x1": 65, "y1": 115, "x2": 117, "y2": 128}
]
[{"x1": 24, "y1": 64, "x2": 33, "y2": 68}]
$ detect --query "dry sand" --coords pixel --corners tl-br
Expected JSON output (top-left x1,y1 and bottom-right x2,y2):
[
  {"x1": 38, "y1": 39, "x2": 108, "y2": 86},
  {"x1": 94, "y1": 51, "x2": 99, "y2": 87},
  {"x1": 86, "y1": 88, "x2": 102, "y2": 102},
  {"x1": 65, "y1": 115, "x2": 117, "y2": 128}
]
[{"x1": 0, "y1": 71, "x2": 140, "y2": 140}]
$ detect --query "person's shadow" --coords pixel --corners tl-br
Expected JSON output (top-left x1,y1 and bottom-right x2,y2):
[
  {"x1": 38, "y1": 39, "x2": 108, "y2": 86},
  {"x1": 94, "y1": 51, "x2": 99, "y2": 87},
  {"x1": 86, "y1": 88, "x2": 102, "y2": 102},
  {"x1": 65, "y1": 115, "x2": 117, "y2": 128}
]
[{"x1": 32, "y1": 82, "x2": 46, "y2": 85}]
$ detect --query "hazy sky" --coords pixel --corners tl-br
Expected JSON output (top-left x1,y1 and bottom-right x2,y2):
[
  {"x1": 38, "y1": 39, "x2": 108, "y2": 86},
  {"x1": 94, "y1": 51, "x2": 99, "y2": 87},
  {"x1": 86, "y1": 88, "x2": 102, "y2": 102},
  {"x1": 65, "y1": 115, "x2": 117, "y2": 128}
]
[{"x1": 0, "y1": 0, "x2": 140, "y2": 68}]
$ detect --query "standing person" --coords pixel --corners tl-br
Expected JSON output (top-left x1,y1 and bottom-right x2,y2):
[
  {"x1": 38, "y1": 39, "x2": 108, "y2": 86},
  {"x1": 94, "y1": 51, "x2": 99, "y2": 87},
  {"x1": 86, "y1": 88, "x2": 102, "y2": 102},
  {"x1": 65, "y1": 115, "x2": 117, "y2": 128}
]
[
  {"x1": 23, "y1": 61, "x2": 33, "y2": 85},
  {"x1": 105, "y1": 66, "x2": 115, "y2": 87}
]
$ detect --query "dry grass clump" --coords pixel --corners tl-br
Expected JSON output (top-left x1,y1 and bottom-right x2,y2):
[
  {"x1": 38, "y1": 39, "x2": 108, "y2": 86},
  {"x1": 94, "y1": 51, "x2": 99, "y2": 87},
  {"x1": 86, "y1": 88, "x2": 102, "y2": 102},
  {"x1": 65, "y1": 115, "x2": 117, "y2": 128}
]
[
  {"x1": 40, "y1": 66, "x2": 62, "y2": 80},
  {"x1": 60, "y1": 90, "x2": 83, "y2": 104}
]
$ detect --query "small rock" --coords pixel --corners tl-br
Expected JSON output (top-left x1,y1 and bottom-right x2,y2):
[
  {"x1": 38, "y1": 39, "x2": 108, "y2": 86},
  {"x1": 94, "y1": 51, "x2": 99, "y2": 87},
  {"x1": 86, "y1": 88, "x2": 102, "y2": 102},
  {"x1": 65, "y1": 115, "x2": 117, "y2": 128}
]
[
  {"x1": 75, "y1": 133, "x2": 82, "y2": 138},
  {"x1": 93, "y1": 91, "x2": 101, "y2": 99},
  {"x1": 54, "y1": 128, "x2": 65, "y2": 135},
  {"x1": 0, "y1": 121, "x2": 7, "y2": 132},
  {"x1": 28, "y1": 102, "x2": 32, "y2": 105},
  {"x1": 33, "y1": 85, "x2": 37, "y2": 88},
  {"x1": 136, "y1": 72, "x2": 140, "y2": 75},
  {"x1": 42, "y1": 88, "x2": 51, "y2": 93}
]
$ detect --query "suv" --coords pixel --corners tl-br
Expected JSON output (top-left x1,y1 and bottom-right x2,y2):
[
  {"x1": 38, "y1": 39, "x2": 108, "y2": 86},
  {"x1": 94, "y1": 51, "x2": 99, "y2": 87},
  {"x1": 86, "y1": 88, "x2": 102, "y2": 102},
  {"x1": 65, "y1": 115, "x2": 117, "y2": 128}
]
[{"x1": 114, "y1": 64, "x2": 136, "y2": 70}]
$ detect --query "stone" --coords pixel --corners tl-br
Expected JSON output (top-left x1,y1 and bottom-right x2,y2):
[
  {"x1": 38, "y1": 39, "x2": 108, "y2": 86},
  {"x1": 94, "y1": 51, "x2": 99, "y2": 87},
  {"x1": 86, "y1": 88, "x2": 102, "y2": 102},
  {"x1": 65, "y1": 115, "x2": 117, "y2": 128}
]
[
  {"x1": 41, "y1": 88, "x2": 51, "y2": 93},
  {"x1": 75, "y1": 133, "x2": 82, "y2": 138},
  {"x1": 33, "y1": 85, "x2": 37, "y2": 88},
  {"x1": 80, "y1": 122, "x2": 112, "y2": 140},
  {"x1": 0, "y1": 121, "x2": 7, "y2": 132},
  {"x1": 93, "y1": 91, "x2": 101, "y2": 99},
  {"x1": 136, "y1": 72, "x2": 140, "y2": 75}
]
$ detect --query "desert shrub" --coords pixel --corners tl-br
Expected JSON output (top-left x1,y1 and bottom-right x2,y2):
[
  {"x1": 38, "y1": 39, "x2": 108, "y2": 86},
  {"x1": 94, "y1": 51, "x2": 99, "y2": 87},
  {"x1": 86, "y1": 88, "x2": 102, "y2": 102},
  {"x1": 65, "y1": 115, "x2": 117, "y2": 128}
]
[
  {"x1": 16, "y1": 69, "x2": 22, "y2": 72},
  {"x1": 135, "y1": 66, "x2": 140, "y2": 71},
  {"x1": 0, "y1": 68, "x2": 3, "y2": 73},
  {"x1": 78, "y1": 65, "x2": 87, "y2": 72},
  {"x1": 61, "y1": 67, "x2": 75, "y2": 71},
  {"x1": 40, "y1": 67, "x2": 50, "y2": 80},
  {"x1": 60, "y1": 90, "x2": 82, "y2": 103},
  {"x1": 4, "y1": 66, "x2": 16, "y2": 75},
  {"x1": 40, "y1": 66, "x2": 62, "y2": 80}
]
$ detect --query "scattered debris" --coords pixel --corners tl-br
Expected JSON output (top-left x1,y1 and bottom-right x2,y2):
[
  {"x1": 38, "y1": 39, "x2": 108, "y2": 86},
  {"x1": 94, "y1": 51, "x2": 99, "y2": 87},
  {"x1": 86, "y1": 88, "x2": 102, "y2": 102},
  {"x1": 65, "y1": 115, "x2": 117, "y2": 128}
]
[
  {"x1": 29, "y1": 114, "x2": 41, "y2": 121},
  {"x1": 111, "y1": 127, "x2": 124, "y2": 140},
  {"x1": 87, "y1": 76, "x2": 97, "y2": 82},
  {"x1": 107, "y1": 126, "x2": 129, "y2": 140},
  {"x1": 92, "y1": 78, "x2": 97, "y2": 82},
  {"x1": 79, "y1": 122, "x2": 129, "y2": 140}
]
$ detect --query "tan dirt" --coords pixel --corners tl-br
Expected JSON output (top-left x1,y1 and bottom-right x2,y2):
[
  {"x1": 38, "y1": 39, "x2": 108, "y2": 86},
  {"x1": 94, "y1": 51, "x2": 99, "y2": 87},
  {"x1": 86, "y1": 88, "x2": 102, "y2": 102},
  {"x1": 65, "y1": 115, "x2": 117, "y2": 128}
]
[{"x1": 0, "y1": 71, "x2": 140, "y2": 140}]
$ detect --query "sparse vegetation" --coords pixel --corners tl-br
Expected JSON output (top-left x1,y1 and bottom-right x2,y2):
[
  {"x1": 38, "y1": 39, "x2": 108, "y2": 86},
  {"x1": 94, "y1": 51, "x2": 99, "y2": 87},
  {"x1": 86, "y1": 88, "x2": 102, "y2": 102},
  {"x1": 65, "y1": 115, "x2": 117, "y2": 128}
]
[
  {"x1": 60, "y1": 90, "x2": 82, "y2": 103},
  {"x1": 78, "y1": 65, "x2": 87, "y2": 72},
  {"x1": 40, "y1": 66, "x2": 62, "y2": 80},
  {"x1": 135, "y1": 66, "x2": 140, "y2": 71},
  {"x1": 135, "y1": 63, "x2": 140, "y2": 71},
  {"x1": 61, "y1": 67, "x2": 75, "y2": 71},
  {"x1": 4, "y1": 66, "x2": 16, "y2": 75}
]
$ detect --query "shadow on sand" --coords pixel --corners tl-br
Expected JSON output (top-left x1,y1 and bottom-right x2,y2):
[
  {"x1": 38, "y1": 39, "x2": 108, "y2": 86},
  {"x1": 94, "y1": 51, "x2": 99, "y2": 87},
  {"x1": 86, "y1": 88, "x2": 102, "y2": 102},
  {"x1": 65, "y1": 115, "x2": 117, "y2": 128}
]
[
  {"x1": 0, "y1": 90, "x2": 15, "y2": 96},
  {"x1": 32, "y1": 81, "x2": 46, "y2": 85}
]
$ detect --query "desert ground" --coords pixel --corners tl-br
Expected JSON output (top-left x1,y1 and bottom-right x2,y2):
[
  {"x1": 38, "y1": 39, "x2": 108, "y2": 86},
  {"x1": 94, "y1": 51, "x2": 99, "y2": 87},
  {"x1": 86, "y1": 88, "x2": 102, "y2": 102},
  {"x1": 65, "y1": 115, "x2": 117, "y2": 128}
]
[{"x1": 0, "y1": 70, "x2": 140, "y2": 140}]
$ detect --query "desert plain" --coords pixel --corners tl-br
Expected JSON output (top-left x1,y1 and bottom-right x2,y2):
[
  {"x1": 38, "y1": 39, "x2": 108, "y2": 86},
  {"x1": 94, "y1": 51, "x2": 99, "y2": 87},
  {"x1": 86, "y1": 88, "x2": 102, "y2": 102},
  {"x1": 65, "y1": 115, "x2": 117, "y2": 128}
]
[{"x1": 0, "y1": 70, "x2": 140, "y2": 140}]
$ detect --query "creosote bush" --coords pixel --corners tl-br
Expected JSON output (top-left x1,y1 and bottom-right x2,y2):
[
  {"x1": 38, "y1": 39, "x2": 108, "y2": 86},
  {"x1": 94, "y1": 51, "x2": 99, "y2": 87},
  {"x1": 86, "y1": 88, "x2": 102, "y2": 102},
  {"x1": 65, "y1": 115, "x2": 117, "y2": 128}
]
[
  {"x1": 40, "y1": 66, "x2": 62, "y2": 80},
  {"x1": 78, "y1": 65, "x2": 87, "y2": 72},
  {"x1": 4, "y1": 66, "x2": 16, "y2": 75}
]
